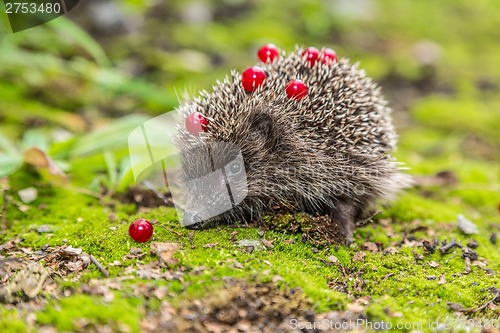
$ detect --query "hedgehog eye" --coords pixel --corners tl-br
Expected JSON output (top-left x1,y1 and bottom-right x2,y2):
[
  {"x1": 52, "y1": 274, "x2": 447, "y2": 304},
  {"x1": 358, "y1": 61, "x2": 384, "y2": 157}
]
[
  {"x1": 250, "y1": 112, "x2": 274, "y2": 138},
  {"x1": 250, "y1": 112, "x2": 280, "y2": 152},
  {"x1": 228, "y1": 162, "x2": 242, "y2": 175}
]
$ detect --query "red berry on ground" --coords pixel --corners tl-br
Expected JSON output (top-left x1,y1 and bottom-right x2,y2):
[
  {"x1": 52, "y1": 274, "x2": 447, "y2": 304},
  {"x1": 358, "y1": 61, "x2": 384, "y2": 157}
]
[
  {"x1": 242, "y1": 66, "x2": 266, "y2": 92},
  {"x1": 185, "y1": 112, "x2": 208, "y2": 135},
  {"x1": 257, "y1": 43, "x2": 279, "y2": 63},
  {"x1": 302, "y1": 47, "x2": 320, "y2": 67},
  {"x1": 128, "y1": 218, "x2": 153, "y2": 243},
  {"x1": 321, "y1": 48, "x2": 338, "y2": 64},
  {"x1": 286, "y1": 79, "x2": 308, "y2": 100}
]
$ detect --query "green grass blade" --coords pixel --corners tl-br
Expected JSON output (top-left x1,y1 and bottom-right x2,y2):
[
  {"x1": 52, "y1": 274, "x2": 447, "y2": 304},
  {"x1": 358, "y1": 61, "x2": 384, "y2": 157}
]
[{"x1": 47, "y1": 17, "x2": 111, "y2": 67}]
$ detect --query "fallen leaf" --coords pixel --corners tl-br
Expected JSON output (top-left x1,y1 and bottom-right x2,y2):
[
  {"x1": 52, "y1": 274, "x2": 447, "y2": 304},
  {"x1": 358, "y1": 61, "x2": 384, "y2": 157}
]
[
  {"x1": 236, "y1": 239, "x2": 264, "y2": 251},
  {"x1": 471, "y1": 259, "x2": 486, "y2": 268},
  {"x1": 272, "y1": 275, "x2": 284, "y2": 283},
  {"x1": 124, "y1": 246, "x2": 145, "y2": 260},
  {"x1": 347, "y1": 302, "x2": 365, "y2": 313},
  {"x1": 383, "y1": 247, "x2": 398, "y2": 255},
  {"x1": 150, "y1": 242, "x2": 179, "y2": 265},
  {"x1": 413, "y1": 251, "x2": 424, "y2": 260},
  {"x1": 0, "y1": 262, "x2": 49, "y2": 303},
  {"x1": 18, "y1": 187, "x2": 38, "y2": 204},
  {"x1": 362, "y1": 242, "x2": 378, "y2": 252},
  {"x1": 38, "y1": 326, "x2": 58, "y2": 333},
  {"x1": 457, "y1": 214, "x2": 479, "y2": 235},
  {"x1": 36, "y1": 225, "x2": 53, "y2": 233},
  {"x1": 262, "y1": 239, "x2": 274, "y2": 249},
  {"x1": 327, "y1": 255, "x2": 338, "y2": 263},
  {"x1": 229, "y1": 231, "x2": 238, "y2": 242},
  {"x1": 130, "y1": 247, "x2": 142, "y2": 255},
  {"x1": 447, "y1": 302, "x2": 465, "y2": 312},
  {"x1": 23, "y1": 147, "x2": 67, "y2": 185},
  {"x1": 61, "y1": 246, "x2": 83, "y2": 256},
  {"x1": 428, "y1": 261, "x2": 440, "y2": 268},
  {"x1": 352, "y1": 251, "x2": 366, "y2": 262}
]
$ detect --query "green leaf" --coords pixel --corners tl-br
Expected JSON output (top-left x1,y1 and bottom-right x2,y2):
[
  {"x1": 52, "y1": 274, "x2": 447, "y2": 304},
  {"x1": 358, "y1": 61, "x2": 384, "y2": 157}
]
[
  {"x1": 69, "y1": 114, "x2": 150, "y2": 158},
  {"x1": 0, "y1": 47, "x2": 178, "y2": 110},
  {"x1": 49, "y1": 137, "x2": 78, "y2": 160},
  {"x1": 117, "y1": 157, "x2": 136, "y2": 192},
  {"x1": 47, "y1": 17, "x2": 111, "y2": 67},
  {"x1": 21, "y1": 129, "x2": 49, "y2": 152},
  {"x1": 104, "y1": 150, "x2": 118, "y2": 192},
  {"x1": 89, "y1": 174, "x2": 107, "y2": 193},
  {"x1": 94, "y1": 68, "x2": 179, "y2": 109},
  {"x1": 0, "y1": 100, "x2": 86, "y2": 133},
  {"x1": 0, "y1": 154, "x2": 22, "y2": 177},
  {"x1": 0, "y1": 132, "x2": 20, "y2": 158}
]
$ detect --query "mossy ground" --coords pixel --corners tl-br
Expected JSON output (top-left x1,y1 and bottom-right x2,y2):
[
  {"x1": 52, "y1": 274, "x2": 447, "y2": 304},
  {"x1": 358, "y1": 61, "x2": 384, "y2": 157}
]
[{"x1": 1, "y1": 0, "x2": 500, "y2": 332}]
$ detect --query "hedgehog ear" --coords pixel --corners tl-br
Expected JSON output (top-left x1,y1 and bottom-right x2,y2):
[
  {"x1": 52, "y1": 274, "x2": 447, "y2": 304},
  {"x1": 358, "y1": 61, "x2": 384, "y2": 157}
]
[{"x1": 250, "y1": 112, "x2": 279, "y2": 151}]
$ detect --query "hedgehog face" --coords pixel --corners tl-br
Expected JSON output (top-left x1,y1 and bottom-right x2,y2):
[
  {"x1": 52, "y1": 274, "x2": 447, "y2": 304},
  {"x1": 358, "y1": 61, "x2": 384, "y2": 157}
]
[{"x1": 178, "y1": 140, "x2": 250, "y2": 227}]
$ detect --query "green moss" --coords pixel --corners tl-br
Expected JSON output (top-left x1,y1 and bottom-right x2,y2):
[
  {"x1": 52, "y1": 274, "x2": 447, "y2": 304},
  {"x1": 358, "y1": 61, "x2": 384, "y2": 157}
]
[
  {"x1": 0, "y1": 309, "x2": 28, "y2": 333},
  {"x1": 412, "y1": 96, "x2": 500, "y2": 145},
  {"x1": 36, "y1": 294, "x2": 141, "y2": 332},
  {"x1": 3, "y1": 140, "x2": 499, "y2": 329},
  {"x1": 381, "y1": 191, "x2": 462, "y2": 222}
]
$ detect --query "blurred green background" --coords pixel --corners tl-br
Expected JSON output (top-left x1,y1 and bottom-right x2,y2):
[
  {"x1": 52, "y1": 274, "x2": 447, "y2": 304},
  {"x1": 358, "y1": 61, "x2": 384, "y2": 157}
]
[
  {"x1": 1, "y1": 0, "x2": 500, "y2": 181},
  {"x1": 1, "y1": 0, "x2": 500, "y2": 179}
]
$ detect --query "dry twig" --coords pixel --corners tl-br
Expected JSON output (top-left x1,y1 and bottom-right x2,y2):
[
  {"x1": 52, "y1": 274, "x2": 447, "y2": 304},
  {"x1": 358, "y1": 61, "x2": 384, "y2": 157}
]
[{"x1": 90, "y1": 255, "x2": 110, "y2": 278}]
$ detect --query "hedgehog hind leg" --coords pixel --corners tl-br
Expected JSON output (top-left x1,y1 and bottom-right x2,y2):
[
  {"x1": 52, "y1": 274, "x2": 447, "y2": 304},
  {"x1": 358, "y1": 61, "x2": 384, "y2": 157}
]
[{"x1": 327, "y1": 198, "x2": 360, "y2": 245}]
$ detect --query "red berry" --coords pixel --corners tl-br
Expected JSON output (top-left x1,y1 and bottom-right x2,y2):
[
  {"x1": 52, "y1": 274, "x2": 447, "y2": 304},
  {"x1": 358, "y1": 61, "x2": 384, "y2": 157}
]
[
  {"x1": 302, "y1": 47, "x2": 320, "y2": 67},
  {"x1": 185, "y1": 112, "x2": 208, "y2": 135},
  {"x1": 321, "y1": 48, "x2": 338, "y2": 64},
  {"x1": 257, "y1": 43, "x2": 279, "y2": 63},
  {"x1": 128, "y1": 219, "x2": 153, "y2": 243},
  {"x1": 286, "y1": 80, "x2": 308, "y2": 100},
  {"x1": 242, "y1": 66, "x2": 266, "y2": 92}
]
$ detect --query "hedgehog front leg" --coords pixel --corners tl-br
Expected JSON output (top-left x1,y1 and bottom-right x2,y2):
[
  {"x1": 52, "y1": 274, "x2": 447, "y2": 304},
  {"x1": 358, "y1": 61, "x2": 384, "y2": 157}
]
[{"x1": 327, "y1": 199, "x2": 357, "y2": 245}]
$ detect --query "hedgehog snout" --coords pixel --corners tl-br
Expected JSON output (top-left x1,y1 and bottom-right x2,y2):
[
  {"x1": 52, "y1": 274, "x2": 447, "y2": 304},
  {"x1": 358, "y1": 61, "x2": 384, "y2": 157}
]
[
  {"x1": 183, "y1": 212, "x2": 204, "y2": 229},
  {"x1": 181, "y1": 170, "x2": 235, "y2": 227}
]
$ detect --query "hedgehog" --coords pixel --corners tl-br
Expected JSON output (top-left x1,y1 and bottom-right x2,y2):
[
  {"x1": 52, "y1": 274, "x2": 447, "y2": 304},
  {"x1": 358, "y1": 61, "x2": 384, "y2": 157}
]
[{"x1": 174, "y1": 44, "x2": 412, "y2": 244}]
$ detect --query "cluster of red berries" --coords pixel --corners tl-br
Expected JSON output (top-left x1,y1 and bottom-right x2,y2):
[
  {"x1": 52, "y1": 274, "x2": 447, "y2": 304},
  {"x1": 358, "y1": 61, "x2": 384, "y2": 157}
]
[
  {"x1": 241, "y1": 44, "x2": 337, "y2": 99},
  {"x1": 185, "y1": 43, "x2": 338, "y2": 135}
]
